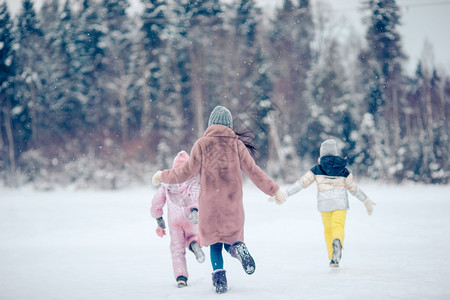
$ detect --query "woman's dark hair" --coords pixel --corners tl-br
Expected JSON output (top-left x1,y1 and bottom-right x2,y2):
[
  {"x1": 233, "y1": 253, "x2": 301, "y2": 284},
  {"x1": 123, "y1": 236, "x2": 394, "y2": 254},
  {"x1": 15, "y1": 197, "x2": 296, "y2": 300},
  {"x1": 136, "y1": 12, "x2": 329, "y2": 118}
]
[{"x1": 235, "y1": 130, "x2": 258, "y2": 158}]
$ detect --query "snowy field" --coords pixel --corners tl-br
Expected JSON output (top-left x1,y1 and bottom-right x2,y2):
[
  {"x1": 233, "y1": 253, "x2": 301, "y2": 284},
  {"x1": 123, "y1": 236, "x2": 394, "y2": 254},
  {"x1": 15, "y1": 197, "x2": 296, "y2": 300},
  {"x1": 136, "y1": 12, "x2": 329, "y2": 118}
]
[{"x1": 1, "y1": 181, "x2": 449, "y2": 299}]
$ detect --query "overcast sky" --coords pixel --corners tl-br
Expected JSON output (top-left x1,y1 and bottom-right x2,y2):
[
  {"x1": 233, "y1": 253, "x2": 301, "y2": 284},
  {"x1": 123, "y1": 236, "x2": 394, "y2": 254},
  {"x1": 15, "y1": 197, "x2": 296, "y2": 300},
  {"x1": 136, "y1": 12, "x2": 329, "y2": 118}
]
[{"x1": 4, "y1": 0, "x2": 450, "y2": 73}]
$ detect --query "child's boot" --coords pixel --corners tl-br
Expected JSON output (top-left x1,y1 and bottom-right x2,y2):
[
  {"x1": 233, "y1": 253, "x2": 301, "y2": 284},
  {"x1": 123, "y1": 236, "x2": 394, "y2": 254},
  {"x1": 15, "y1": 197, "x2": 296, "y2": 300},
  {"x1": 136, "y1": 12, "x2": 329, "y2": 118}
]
[
  {"x1": 189, "y1": 241, "x2": 205, "y2": 263},
  {"x1": 229, "y1": 241, "x2": 255, "y2": 275},
  {"x1": 176, "y1": 275, "x2": 187, "y2": 288},
  {"x1": 329, "y1": 260, "x2": 339, "y2": 267},
  {"x1": 212, "y1": 269, "x2": 227, "y2": 294},
  {"x1": 332, "y1": 238, "x2": 342, "y2": 264}
]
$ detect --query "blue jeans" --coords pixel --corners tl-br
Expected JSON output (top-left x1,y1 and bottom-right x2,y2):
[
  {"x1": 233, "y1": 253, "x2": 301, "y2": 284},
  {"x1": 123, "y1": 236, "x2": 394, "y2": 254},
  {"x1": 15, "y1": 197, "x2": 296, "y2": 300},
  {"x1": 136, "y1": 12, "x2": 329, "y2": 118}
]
[{"x1": 210, "y1": 242, "x2": 231, "y2": 270}]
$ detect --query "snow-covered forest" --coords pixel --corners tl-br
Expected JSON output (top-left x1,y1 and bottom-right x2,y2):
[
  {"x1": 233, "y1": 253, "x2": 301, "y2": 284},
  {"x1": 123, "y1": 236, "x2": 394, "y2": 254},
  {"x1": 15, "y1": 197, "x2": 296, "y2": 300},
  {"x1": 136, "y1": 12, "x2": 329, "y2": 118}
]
[{"x1": 0, "y1": 0, "x2": 448, "y2": 188}]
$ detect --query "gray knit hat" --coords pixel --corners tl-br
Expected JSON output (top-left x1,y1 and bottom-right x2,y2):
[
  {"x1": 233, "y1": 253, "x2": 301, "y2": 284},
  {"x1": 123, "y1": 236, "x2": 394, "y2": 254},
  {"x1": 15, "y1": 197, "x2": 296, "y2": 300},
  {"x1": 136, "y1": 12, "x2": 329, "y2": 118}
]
[
  {"x1": 208, "y1": 106, "x2": 233, "y2": 129},
  {"x1": 320, "y1": 139, "x2": 339, "y2": 157}
]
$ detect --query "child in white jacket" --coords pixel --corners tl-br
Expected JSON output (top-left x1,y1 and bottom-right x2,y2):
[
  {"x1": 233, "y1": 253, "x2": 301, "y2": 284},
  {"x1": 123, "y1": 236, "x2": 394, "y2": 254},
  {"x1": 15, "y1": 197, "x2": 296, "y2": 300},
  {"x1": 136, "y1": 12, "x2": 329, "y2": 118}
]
[{"x1": 272, "y1": 139, "x2": 375, "y2": 267}]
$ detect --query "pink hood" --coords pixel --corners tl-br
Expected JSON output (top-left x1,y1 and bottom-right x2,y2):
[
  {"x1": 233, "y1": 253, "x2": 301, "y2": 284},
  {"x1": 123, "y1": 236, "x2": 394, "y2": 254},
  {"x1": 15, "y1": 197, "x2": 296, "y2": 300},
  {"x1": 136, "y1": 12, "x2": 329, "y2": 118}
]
[{"x1": 173, "y1": 151, "x2": 190, "y2": 168}]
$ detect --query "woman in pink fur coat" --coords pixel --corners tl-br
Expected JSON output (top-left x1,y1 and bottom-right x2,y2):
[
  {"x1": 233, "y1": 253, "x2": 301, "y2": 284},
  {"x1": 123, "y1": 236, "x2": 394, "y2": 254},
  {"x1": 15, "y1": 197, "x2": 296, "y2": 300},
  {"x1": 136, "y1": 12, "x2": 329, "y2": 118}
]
[
  {"x1": 152, "y1": 106, "x2": 286, "y2": 294},
  {"x1": 151, "y1": 150, "x2": 205, "y2": 288}
]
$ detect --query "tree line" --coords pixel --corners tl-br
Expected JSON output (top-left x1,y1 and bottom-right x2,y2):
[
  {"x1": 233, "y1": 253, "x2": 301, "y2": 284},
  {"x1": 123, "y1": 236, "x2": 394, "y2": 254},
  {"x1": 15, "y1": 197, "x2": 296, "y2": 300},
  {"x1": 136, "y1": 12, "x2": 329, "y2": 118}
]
[{"x1": 0, "y1": 0, "x2": 448, "y2": 188}]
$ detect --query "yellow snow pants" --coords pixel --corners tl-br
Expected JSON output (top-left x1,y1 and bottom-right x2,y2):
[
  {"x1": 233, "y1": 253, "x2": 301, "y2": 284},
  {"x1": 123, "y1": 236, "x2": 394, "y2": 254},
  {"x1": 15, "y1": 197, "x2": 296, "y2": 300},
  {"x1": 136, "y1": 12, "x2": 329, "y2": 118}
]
[{"x1": 320, "y1": 210, "x2": 347, "y2": 260}]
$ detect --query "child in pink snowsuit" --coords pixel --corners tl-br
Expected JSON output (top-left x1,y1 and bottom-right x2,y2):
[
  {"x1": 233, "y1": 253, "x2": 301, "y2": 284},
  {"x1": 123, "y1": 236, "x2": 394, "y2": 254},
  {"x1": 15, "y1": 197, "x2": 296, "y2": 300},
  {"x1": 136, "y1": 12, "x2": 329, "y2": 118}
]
[{"x1": 151, "y1": 150, "x2": 205, "y2": 288}]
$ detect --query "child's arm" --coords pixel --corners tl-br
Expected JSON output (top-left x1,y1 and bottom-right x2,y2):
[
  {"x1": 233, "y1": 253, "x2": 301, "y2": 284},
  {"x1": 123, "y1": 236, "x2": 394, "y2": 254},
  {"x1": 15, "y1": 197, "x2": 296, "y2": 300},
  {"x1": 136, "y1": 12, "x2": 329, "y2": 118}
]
[
  {"x1": 287, "y1": 180, "x2": 304, "y2": 196},
  {"x1": 344, "y1": 173, "x2": 376, "y2": 215},
  {"x1": 286, "y1": 170, "x2": 315, "y2": 197},
  {"x1": 151, "y1": 186, "x2": 166, "y2": 219},
  {"x1": 151, "y1": 186, "x2": 168, "y2": 232},
  {"x1": 269, "y1": 170, "x2": 315, "y2": 204}
]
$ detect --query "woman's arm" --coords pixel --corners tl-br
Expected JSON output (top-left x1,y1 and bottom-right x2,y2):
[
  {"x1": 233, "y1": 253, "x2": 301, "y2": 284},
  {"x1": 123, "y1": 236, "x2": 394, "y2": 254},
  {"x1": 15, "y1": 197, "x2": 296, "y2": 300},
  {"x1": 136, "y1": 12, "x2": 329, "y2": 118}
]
[
  {"x1": 238, "y1": 141, "x2": 279, "y2": 196},
  {"x1": 161, "y1": 141, "x2": 203, "y2": 184}
]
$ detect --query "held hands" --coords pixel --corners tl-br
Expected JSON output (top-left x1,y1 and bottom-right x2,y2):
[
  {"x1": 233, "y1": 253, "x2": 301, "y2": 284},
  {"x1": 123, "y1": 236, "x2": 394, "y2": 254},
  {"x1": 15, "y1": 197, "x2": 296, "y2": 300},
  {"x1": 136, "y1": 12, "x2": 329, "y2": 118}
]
[
  {"x1": 268, "y1": 189, "x2": 287, "y2": 205},
  {"x1": 152, "y1": 170, "x2": 163, "y2": 186},
  {"x1": 363, "y1": 198, "x2": 376, "y2": 216},
  {"x1": 189, "y1": 209, "x2": 199, "y2": 224}
]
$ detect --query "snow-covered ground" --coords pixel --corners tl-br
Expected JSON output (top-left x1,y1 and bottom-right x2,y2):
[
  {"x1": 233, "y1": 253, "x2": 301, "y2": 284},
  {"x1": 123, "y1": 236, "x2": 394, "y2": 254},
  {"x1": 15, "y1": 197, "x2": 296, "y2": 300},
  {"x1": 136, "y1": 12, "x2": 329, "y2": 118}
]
[{"x1": 1, "y1": 182, "x2": 449, "y2": 299}]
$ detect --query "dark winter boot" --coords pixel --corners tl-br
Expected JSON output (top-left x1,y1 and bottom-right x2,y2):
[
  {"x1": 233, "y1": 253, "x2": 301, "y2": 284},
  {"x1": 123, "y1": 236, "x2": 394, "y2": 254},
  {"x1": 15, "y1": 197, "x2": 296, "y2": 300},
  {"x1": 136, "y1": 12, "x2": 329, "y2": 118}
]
[
  {"x1": 212, "y1": 269, "x2": 227, "y2": 294},
  {"x1": 332, "y1": 238, "x2": 342, "y2": 264},
  {"x1": 229, "y1": 241, "x2": 255, "y2": 275},
  {"x1": 189, "y1": 241, "x2": 205, "y2": 263},
  {"x1": 176, "y1": 275, "x2": 187, "y2": 288}
]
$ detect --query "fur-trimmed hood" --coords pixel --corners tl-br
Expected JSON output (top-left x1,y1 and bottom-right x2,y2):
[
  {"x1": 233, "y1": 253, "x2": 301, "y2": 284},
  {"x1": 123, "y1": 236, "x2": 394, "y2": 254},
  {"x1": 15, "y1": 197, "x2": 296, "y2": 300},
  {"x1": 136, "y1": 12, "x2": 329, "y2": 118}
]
[{"x1": 319, "y1": 155, "x2": 348, "y2": 177}]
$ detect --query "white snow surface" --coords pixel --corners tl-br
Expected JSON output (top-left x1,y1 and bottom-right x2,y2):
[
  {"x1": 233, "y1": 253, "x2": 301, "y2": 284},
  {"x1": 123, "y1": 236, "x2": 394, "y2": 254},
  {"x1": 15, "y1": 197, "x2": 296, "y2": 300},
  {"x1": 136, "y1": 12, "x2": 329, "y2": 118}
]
[{"x1": 1, "y1": 182, "x2": 449, "y2": 299}]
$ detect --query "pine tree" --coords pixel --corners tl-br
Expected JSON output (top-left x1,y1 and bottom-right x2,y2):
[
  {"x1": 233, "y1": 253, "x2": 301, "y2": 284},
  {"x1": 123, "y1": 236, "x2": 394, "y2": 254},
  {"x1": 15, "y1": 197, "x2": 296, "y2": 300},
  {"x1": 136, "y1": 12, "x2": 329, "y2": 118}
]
[
  {"x1": 71, "y1": 0, "x2": 107, "y2": 151},
  {"x1": 229, "y1": 0, "x2": 272, "y2": 155},
  {"x1": 252, "y1": 49, "x2": 276, "y2": 164},
  {"x1": 353, "y1": 112, "x2": 389, "y2": 180},
  {"x1": 235, "y1": 0, "x2": 259, "y2": 48},
  {"x1": 364, "y1": 0, "x2": 405, "y2": 85},
  {"x1": 40, "y1": 0, "x2": 59, "y2": 34},
  {"x1": 101, "y1": 0, "x2": 133, "y2": 145},
  {"x1": 54, "y1": 0, "x2": 86, "y2": 150},
  {"x1": 188, "y1": 0, "x2": 223, "y2": 136},
  {"x1": 403, "y1": 62, "x2": 448, "y2": 183},
  {"x1": 14, "y1": 0, "x2": 46, "y2": 152},
  {"x1": 360, "y1": 0, "x2": 406, "y2": 178},
  {"x1": 269, "y1": 0, "x2": 314, "y2": 158},
  {"x1": 304, "y1": 39, "x2": 355, "y2": 161},
  {"x1": 229, "y1": 0, "x2": 262, "y2": 98},
  {"x1": 39, "y1": 0, "x2": 75, "y2": 148},
  {"x1": 138, "y1": 0, "x2": 191, "y2": 162},
  {"x1": 139, "y1": 0, "x2": 168, "y2": 141},
  {"x1": 364, "y1": 2, "x2": 405, "y2": 123},
  {"x1": 168, "y1": 0, "x2": 224, "y2": 140},
  {"x1": 0, "y1": 1, "x2": 18, "y2": 174},
  {"x1": 167, "y1": 0, "x2": 192, "y2": 131},
  {"x1": 104, "y1": 0, "x2": 129, "y2": 31},
  {"x1": 429, "y1": 69, "x2": 449, "y2": 183}
]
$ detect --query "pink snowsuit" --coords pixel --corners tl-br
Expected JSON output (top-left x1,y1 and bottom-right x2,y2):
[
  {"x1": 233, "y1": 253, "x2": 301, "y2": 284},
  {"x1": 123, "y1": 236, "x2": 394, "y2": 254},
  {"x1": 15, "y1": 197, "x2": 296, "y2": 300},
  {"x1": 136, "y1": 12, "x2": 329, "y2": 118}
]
[{"x1": 150, "y1": 151, "x2": 201, "y2": 280}]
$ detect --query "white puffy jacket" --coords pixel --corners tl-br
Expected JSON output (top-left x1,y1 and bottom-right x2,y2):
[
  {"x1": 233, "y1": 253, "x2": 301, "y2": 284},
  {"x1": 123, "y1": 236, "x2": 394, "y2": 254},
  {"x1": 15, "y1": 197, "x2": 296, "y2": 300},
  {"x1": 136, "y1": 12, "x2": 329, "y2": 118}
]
[{"x1": 287, "y1": 156, "x2": 367, "y2": 212}]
